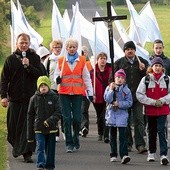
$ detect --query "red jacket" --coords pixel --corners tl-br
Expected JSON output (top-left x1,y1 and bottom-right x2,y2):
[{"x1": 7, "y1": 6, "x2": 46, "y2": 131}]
[
  {"x1": 146, "y1": 82, "x2": 169, "y2": 116},
  {"x1": 90, "y1": 63, "x2": 111, "y2": 103}
]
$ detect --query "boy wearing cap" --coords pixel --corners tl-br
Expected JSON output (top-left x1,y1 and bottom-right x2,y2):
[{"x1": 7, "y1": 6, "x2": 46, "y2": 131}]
[
  {"x1": 110, "y1": 41, "x2": 149, "y2": 153},
  {"x1": 136, "y1": 57, "x2": 170, "y2": 165},
  {"x1": 27, "y1": 76, "x2": 61, "y2": 170},
  {"x1": 104, "y1": 69, "x2": 133, "y2": 164}
]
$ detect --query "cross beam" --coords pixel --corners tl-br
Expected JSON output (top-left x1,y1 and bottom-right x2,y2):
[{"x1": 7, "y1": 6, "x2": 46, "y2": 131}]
[{"x1": 92, "y1": 1, "x2": 127, "y2": 79}]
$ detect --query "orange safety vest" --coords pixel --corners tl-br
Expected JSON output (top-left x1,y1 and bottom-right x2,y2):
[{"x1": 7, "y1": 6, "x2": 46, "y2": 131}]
[{"x1": 58, "y1": 56, "x2": 86, "y2": 95}]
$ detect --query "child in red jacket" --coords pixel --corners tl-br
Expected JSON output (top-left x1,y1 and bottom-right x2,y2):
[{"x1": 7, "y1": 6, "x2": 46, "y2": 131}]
[{"x1": 136, "y1": 57, "x2": 170, "y2": 165}]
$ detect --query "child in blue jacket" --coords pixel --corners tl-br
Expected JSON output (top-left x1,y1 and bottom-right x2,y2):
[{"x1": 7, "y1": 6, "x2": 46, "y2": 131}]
[{"x1": 104, "y1": 69, "x2": 133, "y2": 164}]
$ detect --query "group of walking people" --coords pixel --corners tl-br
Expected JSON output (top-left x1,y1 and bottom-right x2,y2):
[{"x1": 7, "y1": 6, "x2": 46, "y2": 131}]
[{"x1": 0, "y1": 33, "x2": 170, "y2": 170}]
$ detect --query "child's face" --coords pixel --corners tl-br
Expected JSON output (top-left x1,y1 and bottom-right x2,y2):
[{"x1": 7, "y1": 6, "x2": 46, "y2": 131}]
[
  {"x1": 39, "y1": 83, "x2": 49, "y2": 94},
  {"x1": 66, "y1": 43, "x2": 78, "y2": 55},
  {"x1": 115, "y1": 76, "x2": 125, "y2": 85},
  {"x1": 153, "y1": 43, "x2": 164, "y2": 56},
  {"x1": 152, "y1": 64, "x2": 163, "y2": 74}
]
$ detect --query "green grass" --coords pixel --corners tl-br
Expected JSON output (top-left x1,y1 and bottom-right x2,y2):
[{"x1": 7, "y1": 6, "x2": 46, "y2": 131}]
[{"x1": 0, "y1": 98, "x2": 7, "y2": 170}]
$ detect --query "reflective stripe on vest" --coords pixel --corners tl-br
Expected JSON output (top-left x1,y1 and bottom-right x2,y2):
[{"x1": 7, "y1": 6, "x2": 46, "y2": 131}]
[
  {"x1": 62, "y1": 75, "x2": 82, "y2": 79},
  {"x1": 58, "y1": 56, "x2": 86, "y2": 95},
  {"x1": 60, "y1": 82, "x2": 83, "y2": 87}
]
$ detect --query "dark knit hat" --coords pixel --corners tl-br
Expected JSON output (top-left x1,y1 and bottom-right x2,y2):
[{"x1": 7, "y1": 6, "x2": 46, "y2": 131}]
[
  {"x1": 123, "y1": 41, "x2": 136, "y2": 52},
  {"x1": 114, "y1": 69, "x2": 126, "y2": 79},
  {"x1": 37, "y1": 76, "x2": 51, "y2": 89},
  {"x1": 151, "y1": 57, "x2": 164, "y2": 67}
]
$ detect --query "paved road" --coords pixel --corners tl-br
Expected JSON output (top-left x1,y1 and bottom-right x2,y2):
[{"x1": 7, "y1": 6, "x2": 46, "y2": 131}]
[{"x1": 7, "y1": 104, "x2": 170, "y2": 170}]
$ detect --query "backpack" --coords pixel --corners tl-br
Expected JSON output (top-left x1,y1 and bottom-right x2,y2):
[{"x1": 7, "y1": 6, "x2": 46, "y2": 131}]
[{"x1": 145, "y1": 74, "x2": 169, "y2": 90}]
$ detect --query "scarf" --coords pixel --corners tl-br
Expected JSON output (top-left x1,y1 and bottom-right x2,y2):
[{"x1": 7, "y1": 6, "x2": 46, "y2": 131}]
[
  {"x1": 153, "y1": 72, "x2": 163, "y2": 80},
  {"x1": 67, "y1": 52, "x2": 79, "y2": 64}
]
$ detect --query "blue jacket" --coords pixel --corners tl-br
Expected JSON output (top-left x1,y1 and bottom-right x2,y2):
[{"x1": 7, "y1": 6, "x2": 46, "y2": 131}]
[{"x1": 104, "y1": 84, "x2": 133, "y2": 127}]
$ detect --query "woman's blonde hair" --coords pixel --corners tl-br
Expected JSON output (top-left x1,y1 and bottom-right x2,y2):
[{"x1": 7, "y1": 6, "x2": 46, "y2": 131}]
[
  {"x1": 49, "y1": 39, "x2": 63, "y2": 50},
  {"x1": 65, "y1": 38, "x2": 78, "y2": 48}
]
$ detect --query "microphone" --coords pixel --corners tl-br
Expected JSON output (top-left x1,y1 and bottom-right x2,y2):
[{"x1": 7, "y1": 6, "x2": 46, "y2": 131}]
[{"x1": 22, "y1": 51, "x2": 27, "y2": 68}]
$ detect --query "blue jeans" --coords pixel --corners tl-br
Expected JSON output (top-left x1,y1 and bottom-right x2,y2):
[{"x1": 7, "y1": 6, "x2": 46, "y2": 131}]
[
  {"x1": 81, "y1": 96, "x2": 90, "y2": 130},
  {"x1": 59, "y1": 94, "x2": 82, "y2": 150},
  {"x1": 35, "y1": 133, "x2": 56, "y2": 169},
  {"x1": 110, "y1": 127, "x2": 128, "y2": 159},
  {"x1": 148, "y1": 115, "x2": 168, "y2": 156}
]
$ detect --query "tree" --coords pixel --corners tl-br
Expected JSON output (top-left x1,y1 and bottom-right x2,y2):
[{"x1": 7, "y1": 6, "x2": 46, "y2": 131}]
[{"x1": 0, "y1": 0, "x2": 9, "y2": 61}]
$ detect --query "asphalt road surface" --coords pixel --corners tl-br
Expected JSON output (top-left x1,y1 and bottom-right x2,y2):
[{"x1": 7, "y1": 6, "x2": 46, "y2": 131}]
[{"x1": 7, "y1": 104, "x2": 170, "y2": 170}]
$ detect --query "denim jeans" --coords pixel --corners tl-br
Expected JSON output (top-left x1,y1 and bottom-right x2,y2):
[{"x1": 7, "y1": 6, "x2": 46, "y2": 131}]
[
  {"x1": 59, "y1": 94, "x2": 82, "y2": 150},
  {"x1": 35, "y1": 133, "x2": 56, "y2": 169},
  {"x1": 127, "y1": 101, "x2": 146, "y2": 148},
  {"x1": 148, "y1": 115, "x2": 168, "y2": 156},
  {"x1": 81, "y1": 96, "x2": 90, "y2": 130},
  {"x1": 110, "y1": 127, "x2": 128, "y2": 159}
]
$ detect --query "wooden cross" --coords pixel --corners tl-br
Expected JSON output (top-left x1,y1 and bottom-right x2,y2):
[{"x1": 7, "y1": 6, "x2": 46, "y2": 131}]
[{"x1": 92, "y1": 1, "x2": 127, "y2": 78}]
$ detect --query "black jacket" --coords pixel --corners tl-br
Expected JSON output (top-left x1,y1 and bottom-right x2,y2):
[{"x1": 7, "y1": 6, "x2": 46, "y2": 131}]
[
  {"x1": 0, "y1": 49, "x2": 43, "y2": 102},
  {"x1": 27, "y1": 90, "x2": 61, "y2": 140},
  {"x1": 110, "y1": 56, "x2": 149, "y2": 102}
]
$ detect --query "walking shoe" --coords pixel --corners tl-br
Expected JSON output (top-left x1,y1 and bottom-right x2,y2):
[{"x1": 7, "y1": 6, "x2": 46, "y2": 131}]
[
  {"x1": 104, "y1": 137, "x2": 110, "y2": 143},
  {"x1": 137, "y1": 145, "x2": 147, "y2": 154},
  {"x1": 98, "y1": 135, "x2": 103, "y2": 141},
  {"x1": 110, "y1": 157, "x2": 117, "y2": 162},
  {"x1": 121, "y1": 155, "x2": 131, "y2": 164},
  {"x1": 66, "y1": 149, "x2": 73, "y2": 153},
  {"x1": 147, "y1": 153, "x2": 155, "y2": 162},
  {"x1": 24, "y1": 156, "x2": 33, "y2": 163},
  {"x1": 81, "y1": 127, "x2": 88, "y2": 137},
  {"x1": 55, "y1": 136, "x2": 59, "y2": 142},
  {"x1": 160, "y1": 155, "x2": 169, "y2": 165}
]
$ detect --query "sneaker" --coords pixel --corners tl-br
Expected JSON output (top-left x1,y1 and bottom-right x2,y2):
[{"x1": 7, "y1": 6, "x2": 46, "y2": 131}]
[
  {"x1": 98, "y1": 135, "x2": 103, "y2": 141},
  {"x1": 121, "y1": 155, "x2": 131, "y2": 164},
  {"x1": 66, "y1": 149, "x2": 73, "y2": 153},
  {"x1": 160, "y1": 155, "x2": 169, "y2": 165},
  {"x1": 110, "y1": 157, "x2": 117, "y2": 162},
  {"x1": 104, "y1": 137, "x2": 110, "y2": 143},
  {"x1": 147, "y1": 153, "x2": 155, "y2": 162},
  {"x1": 55, "y1": 136, "x2": 59, "y2": 142},
  {"x1": 24, "y1": 156, "x2": 33, "y2": 163},
  {"x1": 81, "y1": 127, "x2": 88, "y2": 137},
  {"x1": 137, "y1": 145, "x2": 147, "y2": 154}
]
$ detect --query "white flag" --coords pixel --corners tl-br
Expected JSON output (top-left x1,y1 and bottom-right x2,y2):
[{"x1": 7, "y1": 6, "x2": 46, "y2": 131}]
[
  {"x1": 11, "y1": 0, "x2": 30, "y2": 52},
  {"x1": 139, "y1": 1, "x2": 162, "y2": 42},
  {"x1": 17, "y1": 0, "x2": 43, "y2": 50},
  {"x1": 126, "y1": 0, "x2": 148, "y2": 47},
  {"x1": 52, "y1": 0, "x2": 68, "y2": 42},
  {"x1": 63, "y1": 9, "x2": 70, "y2": 32},
  {"x1": 68, "y1": 2, "x2": 82, "y2": 54},
  {"x1": 111, "y1": 5, "x2": 150, "y2": 63}
]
